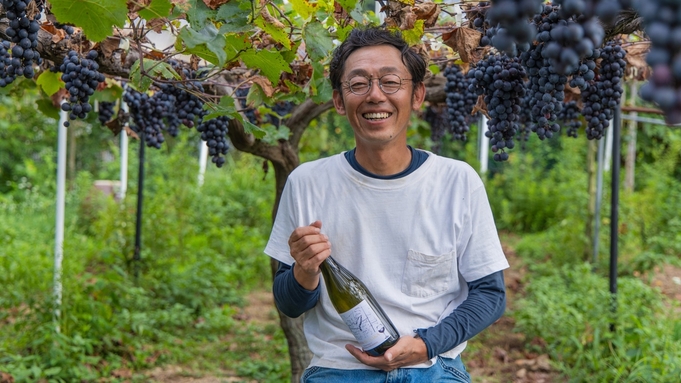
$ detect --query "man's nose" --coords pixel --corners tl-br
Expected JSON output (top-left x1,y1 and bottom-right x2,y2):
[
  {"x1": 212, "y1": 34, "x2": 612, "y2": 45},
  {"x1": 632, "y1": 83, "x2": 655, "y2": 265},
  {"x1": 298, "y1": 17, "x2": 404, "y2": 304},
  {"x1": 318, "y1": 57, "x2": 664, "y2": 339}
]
[{"x1": 365, "y1": 79, "x2": 387, "y2": 101}]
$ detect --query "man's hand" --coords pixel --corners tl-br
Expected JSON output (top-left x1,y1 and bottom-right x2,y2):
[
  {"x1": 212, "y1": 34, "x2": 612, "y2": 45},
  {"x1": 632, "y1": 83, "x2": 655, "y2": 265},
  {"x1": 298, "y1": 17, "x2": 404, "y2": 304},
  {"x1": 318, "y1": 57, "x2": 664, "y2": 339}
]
[
  {"x1": 288, "y1": 220, "x2": 331, "y2": 291},
  {"x1": 345, "y1": 335, "x2": 429, "y2": 371}
]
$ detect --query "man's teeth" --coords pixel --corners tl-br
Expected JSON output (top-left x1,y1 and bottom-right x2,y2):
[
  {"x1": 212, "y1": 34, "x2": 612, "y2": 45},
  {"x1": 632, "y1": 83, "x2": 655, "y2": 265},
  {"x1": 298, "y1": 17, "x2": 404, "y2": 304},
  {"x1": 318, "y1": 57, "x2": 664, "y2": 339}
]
[{"x1": 363, "y1": 112, "x2": 391, "y2": 120}]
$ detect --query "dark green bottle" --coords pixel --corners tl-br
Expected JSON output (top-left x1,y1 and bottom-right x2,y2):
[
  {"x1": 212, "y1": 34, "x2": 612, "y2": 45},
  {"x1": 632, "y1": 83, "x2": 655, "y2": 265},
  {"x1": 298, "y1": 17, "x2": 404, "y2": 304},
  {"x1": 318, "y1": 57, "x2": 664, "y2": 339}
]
[{"x1": 319, "y1": 256, "x2": 400, "y2": 356}]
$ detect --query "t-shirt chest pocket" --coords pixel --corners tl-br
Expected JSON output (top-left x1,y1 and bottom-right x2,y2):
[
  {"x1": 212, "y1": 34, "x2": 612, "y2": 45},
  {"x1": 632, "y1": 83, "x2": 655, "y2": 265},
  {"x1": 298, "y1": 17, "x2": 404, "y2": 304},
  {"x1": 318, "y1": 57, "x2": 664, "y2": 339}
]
[{"x1": 401, "y1": 249, "x2": 455, "y2": 298}]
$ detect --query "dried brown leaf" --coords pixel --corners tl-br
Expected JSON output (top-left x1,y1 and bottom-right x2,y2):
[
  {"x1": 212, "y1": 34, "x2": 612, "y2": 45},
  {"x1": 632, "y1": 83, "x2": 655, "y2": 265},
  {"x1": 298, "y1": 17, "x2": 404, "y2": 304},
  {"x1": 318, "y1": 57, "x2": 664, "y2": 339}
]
[
  {"x1": 413, "y1": 2, "x2": 437, "y2": 19},
  {"x1": 468, "y1": 47, "x2": 489, "y2": 66},
  {"x1": 624, "y1": 42, "x2": 651, "y2": 81},
  {"x1": 260, "y1": 5, "x2": 286, "y2": 29},
  {"x1": 413, "y1": 2, "x2": 440, "y2": 27},
  {"x1": 252, "y1": 76, "x2": 275, "y2": 98},
  {"x1": 202, "y1": 0, "x2": 229, "y2": 9},
  {"x1": 190, "y1": 54, "x2": 200, "y2": 71},
  {"x1": 424, "y1": 6, "x2": 440, "y2": 28},
  {"x1": 145, "y1": 50, "x2": 165, "y2": 60},
  {"x1": 147, "y1": 18, "x2": 166, "y2": 33},
  {"x1": 99, "y1": 36, "x2": 121, "y2": 58},
  {"x1": 0, "y1": 372, "x2": 14, "y2": 383},
  {"x1": 442, "y1": 27, "x2": 482, "y2": 63},
  {"x1": 472, "y1": 95, "x2": 489, "y2": 118},
  {"x1": 171, "y1": 0, "x2": 190, "y2": 10},
  {"x1": 399, "y1": 9, "x2": 417, "y2": 30},
  {"x1": 105, "y1": 118, "x2": 123, "y2": 136},
  {"x1": 563, "y1": 81, "x2": 582, "y2": 104},
  {"x1": 124, "y1": 125, "x2": 139, "y2": 140},
  {"x1": 50, "y1": 88, "x2": 68, "y2": 107}
]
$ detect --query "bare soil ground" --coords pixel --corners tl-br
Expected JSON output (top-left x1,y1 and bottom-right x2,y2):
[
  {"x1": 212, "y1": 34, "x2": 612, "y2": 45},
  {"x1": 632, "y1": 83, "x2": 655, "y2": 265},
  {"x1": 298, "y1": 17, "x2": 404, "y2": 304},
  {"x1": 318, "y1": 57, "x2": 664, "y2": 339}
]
[{"x1": 464, "y1": 246, "x2": 565, "y2": 383}]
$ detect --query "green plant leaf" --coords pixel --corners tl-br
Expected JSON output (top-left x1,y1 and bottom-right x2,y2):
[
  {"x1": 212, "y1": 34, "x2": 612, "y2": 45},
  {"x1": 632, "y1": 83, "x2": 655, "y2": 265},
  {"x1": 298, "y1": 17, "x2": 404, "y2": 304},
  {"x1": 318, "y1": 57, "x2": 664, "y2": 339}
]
[
  {"x1": 335, "y1": 0, "x2": 358, "y2": 13},
  {"x1": 289, "y1": 0, "x2": 315, "y2": 20},
  {"x1": 311, "y1": 62, "x2": 332, "y2": 103},
  {"x1": 260, "y1": 123, "x2": 291, "y2": 144},
  {"x1": 91, "y1": 82, "x2": 124, "y2": 103},
  {"x1": 241, "y1": 49, "x2": 292, "y2": 85},
  {"x1": 397, "y1": 20, "x2": 424, "y2": 46},
  {"x1": 179, "y1": 24, "x2": 227, "y2": 66},
  {"x1": 303, "y1": 21, "x2": 333, "y2": 62},
  {"x1": 49, "y1": 0, "x2": 127, "y2": 42},
  {"x1": 35, "y1": 98, "x2": 60, "y2": 120},
  {"x1": 129, "y1": 59, "x2": 180, "y2": 92},
  {"x1": 224, "y1": 33, "x2": 250, "y2": 62},
  {"x1": 138, "y1": 0, "x2": 173, "y2": 20},
  {"x1": 241, "y1": 118, "x2": 266, "y2": 139},
  {"x1": 43, "y1": 366, "x2": 62, "y2": 376},
  {"x1": 254, "y1": 15, "x2": 293, "y2": 50},
  {"x1": 203, "y1": 95, "x2": 239, "y2": 121},
  {"x1": 247, "y1": 81, "x2": 274, "y2": 107},
  {"x1": 214, "y1": 3, "x2": 251, "y2": 33},
  {"x1": 36, "y1": 70, "x2": 63, "y2": 96},
  {"x1": 186, "y1": 0, "x2": 216, "y2": 29}
]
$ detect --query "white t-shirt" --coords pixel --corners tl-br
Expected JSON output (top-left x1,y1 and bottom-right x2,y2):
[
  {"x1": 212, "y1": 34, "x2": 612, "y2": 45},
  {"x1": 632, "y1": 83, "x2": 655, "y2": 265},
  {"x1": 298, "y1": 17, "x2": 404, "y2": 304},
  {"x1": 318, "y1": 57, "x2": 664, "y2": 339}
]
[{"x1": 264, "y1": 151, "x2": 509, "y2": 370}]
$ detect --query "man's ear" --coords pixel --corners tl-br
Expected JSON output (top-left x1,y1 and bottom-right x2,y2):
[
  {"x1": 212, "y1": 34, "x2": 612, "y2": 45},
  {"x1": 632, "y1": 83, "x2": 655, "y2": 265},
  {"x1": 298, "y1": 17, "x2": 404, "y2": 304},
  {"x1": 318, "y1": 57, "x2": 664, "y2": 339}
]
[
  {"x1": 332, "y1": 89, "x2": 346, "y2": 115},
  {"x1": 411, "y1": 82, "x2": 426, "y2": 111}
]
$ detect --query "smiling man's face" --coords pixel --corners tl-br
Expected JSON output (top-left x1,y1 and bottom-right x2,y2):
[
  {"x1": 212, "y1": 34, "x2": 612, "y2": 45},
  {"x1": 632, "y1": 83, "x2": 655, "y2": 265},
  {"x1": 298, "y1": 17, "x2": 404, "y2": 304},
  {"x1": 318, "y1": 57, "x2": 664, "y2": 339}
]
[{"x1": 332, "y1": 45, "x2": 425, "y2": 150}]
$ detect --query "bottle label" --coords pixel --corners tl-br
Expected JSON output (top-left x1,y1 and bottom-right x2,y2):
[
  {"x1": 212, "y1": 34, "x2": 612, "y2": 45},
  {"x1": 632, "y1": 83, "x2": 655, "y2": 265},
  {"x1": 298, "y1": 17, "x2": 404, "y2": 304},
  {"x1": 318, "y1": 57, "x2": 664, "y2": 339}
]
[{"x1": 338, "y1": 300, "x2": 391, "y2": 351}]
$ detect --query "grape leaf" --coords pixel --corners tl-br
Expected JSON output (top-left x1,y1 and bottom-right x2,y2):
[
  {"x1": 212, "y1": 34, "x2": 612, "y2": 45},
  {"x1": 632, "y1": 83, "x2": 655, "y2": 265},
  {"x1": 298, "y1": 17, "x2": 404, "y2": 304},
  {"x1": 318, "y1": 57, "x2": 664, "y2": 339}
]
[
  {"x1": 129, "y1": 59, "x2": 181, "y2": 92},
  {"x1": 36, "y1": 99, "x2": 60, "y2": 120},
  {"x1": 400, "y1": 20, "x2": 425, "y2": 46},
  {"x1": 179, "y1": 24, "x2": 227, "y2": 66},
  {"x1": 138, "y1": 0, "x2": 173, "y2": 20},
  {"x1": 288, "y1": 0, "x2": 315, "y2": 20},
  {"x1": 225, "y1": 33, "x2": 250, "y2": 62},
  {"x1": 91, "y1": 80, "x2": 124, "y2": 103},
  {"x1": 303, "y1": 21, "x2": 333, "y2": 62},
  {"x1": 36, "y1": 70, "x2": 63, "y2": 96},
  {"x1": 241, "y1": 49, "x2": 292, "y2": 84},
  {"x1": 202, "y1": 95, "x2": 239, "y2": 121},
  {"x1": 260, "y1": 124, "x2": 291, "y2": 144},
  {"x1": 186, "y1": 0, "x2": 217, "y2": 29},
  {"x1": 335, "y1": 0, "x2": 358, "y2": 13},
  {"x1": 241, "y1": 118, "x2": 266, "y2": 139},
  {"x1": 203, "y1": 96, "x2": 266, "y2": 139},
  {"x1": 215, "y1": 2, "x2": 251, "y2": 32},
  {"x1": 255, "y1": 15, "x2": 293, "y2": 49},
  {"x1": 49, "y1": 0, "x2": 127, "y2": 42},
  {"x1": 311, "y1": 61, "x2": 332, "y2": 103}
]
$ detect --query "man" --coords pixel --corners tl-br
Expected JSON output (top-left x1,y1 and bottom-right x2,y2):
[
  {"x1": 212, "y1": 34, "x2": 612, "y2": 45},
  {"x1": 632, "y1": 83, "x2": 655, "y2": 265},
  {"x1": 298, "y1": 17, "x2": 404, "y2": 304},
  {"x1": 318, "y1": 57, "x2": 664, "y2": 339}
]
[{"x1": 264, "y1": 27, "x2": 509, "y2": 382}]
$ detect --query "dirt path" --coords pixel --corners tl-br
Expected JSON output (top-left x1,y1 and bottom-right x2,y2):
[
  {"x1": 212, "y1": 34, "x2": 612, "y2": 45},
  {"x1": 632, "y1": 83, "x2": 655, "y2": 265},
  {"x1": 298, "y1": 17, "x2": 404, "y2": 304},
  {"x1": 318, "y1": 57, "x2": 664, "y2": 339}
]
[{"x1": 464, "y1": 246, "x2": 565, "y2": 383}]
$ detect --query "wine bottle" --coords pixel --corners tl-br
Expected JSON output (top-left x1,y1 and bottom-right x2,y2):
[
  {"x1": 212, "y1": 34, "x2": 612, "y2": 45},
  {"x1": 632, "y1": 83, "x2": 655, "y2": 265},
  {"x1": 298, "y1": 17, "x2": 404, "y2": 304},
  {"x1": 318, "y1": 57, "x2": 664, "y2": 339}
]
[{"x1": 319, "y1": 256, "x2": 400, "y2": 356}]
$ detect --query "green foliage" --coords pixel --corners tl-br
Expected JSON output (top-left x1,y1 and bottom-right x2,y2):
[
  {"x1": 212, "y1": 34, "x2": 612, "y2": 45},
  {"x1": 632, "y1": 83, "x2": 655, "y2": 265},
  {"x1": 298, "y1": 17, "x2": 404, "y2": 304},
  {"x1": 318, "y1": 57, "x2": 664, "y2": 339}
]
[
  {"x1": 0, "y1": 136, "x2": 283, "y2": 381},
  {"x1": 49, "y1": 0, "x2": 128, "y2": 42},
  {"x1": 486, "y1": 134, "x2": 590, "y2": 233},
  {"x1": 514, "y1": 263, "x2": 681, "y2": 382}
]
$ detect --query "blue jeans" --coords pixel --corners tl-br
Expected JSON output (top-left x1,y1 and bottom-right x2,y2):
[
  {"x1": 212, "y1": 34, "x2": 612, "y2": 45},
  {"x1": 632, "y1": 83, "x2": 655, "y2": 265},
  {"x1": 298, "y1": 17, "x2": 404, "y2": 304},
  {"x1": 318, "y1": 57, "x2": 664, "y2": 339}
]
[{"x1": 300, "y1": 356, "x2": 471, "y2": 383}]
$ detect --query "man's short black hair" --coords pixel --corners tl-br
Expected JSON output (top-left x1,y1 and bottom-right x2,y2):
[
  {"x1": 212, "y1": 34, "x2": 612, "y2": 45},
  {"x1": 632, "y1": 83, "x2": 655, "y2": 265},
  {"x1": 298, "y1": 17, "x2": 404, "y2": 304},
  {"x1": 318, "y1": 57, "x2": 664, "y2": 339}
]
[{"x1": 329, "y1": 27, "x2": 427, "y2": 92}]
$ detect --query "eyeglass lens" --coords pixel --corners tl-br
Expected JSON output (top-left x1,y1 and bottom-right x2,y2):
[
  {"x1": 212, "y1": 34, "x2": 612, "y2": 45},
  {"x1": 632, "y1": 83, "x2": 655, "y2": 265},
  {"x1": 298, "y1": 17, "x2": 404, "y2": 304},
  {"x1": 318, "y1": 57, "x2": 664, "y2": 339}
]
[{"x1": 347, "y1": 74, "x2": 404, "y2": 95}]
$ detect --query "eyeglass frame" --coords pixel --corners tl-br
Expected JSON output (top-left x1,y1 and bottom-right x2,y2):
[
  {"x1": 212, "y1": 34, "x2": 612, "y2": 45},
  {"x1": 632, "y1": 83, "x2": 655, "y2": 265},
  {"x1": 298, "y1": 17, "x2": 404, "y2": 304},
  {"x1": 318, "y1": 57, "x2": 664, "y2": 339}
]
[{"x1": 342, "y1": 73, "x2": 414, "y2": 96}]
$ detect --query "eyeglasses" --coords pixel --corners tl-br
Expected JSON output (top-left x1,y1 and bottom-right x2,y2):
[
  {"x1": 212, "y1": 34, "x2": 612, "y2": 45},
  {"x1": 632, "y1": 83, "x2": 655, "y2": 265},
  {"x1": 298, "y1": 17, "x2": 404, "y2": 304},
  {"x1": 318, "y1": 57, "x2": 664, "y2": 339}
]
[{"x1": 343, "y1": 74, "x2": 412, "y2": 95}]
